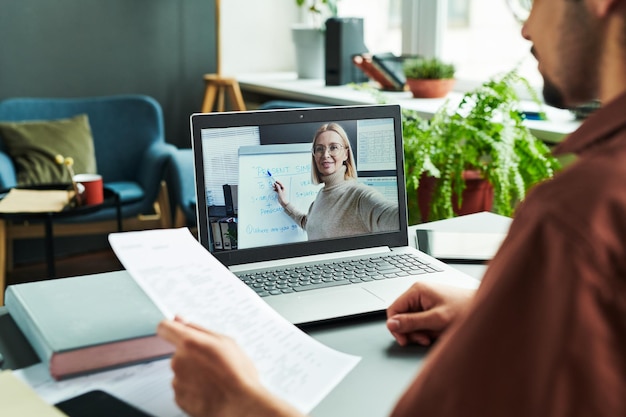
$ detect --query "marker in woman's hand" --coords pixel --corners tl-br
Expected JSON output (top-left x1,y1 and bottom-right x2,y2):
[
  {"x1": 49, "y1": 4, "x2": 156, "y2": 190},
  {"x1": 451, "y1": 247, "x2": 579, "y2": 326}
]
[
  {"x1": 268, "y1": 171, "x2": 284, "y2": 191},
  {"x1": 266, "y1": 170, "x2": 276, "y2": 185}
]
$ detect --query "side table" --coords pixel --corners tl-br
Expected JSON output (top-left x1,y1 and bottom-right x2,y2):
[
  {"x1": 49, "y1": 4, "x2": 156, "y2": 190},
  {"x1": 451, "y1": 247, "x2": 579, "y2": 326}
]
[{"x1": 0, "y1": 185, "x2": 121, "y2": 305}]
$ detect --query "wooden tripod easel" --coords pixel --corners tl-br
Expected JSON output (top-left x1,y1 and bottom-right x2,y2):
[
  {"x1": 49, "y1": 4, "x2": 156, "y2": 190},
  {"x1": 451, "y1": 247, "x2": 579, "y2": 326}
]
[{"x1": 201, "y1": 0, "x2": 246, "y2": 113}]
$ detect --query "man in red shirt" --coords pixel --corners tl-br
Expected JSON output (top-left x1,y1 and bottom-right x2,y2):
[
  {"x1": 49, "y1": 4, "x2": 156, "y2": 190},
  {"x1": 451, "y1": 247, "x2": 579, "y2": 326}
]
[{"x1": 158, "y1": 1, "x2": 626, "y2": 416}]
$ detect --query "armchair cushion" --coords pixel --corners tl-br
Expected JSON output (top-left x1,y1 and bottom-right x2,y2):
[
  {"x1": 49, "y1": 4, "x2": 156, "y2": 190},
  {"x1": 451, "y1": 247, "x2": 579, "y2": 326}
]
[{"x1": 0, "y1": 114, "x2": 97, "y2": 186}]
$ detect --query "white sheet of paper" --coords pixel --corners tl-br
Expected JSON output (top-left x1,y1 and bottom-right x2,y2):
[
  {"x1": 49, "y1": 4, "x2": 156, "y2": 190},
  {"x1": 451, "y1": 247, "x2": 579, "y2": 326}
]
[
  {"x1": 15, "y1": 359, "x2": 183, "y2": 417},
  {"x1": 108, "y1": 227, "x2": 360, "y2": 413},
  {"x1": 15, "y1": 228, "x2": 360, "y2": 415}
]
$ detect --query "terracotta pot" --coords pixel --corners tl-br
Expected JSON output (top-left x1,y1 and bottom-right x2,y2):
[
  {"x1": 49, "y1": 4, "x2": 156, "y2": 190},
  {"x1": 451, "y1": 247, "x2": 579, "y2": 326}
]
[
  {"x1": 406, "y1": 78, "x2": 455, "y2": 98},
  {"x1": 417, "y1": 170, "x2": 494, "y2": 222}
]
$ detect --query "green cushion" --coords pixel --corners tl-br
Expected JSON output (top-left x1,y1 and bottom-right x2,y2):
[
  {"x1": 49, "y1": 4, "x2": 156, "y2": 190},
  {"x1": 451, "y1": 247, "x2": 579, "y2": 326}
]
[{"x1": 0, "y1": 114, "x2": 98, "y2": 186}]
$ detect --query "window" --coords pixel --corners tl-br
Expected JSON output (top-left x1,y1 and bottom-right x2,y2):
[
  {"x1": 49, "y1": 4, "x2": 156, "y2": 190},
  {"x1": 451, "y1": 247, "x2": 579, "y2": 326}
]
[
  {"x1": 439, "y1": 0, "x2": 540, "y2": 88},
  {"x1": 339, "y1": 0, "x2": 541, "y2": 93},
  {"x1": 337, "y1": 0, "x2": 402, "y2": 56}
]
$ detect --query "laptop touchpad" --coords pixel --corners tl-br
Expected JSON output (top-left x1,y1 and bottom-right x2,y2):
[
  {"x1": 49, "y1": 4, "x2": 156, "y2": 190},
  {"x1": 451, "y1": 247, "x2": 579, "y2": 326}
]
[{"x1": 265, "y1": 287, "x2": 387, "y2": 325}]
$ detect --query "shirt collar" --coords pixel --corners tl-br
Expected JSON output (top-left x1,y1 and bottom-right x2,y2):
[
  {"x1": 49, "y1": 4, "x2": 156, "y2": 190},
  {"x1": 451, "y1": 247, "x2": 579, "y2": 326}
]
[{"x1": 553, "y1": 91, "x2": 626, "y2": 156}]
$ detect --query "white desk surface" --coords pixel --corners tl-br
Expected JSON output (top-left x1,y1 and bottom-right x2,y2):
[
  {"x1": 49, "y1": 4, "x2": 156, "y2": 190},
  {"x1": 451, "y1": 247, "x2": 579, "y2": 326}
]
[
  {"x1": 237, "y1": 72, "x2": 580, "y2": 145},
  {"x1": 310, "y1": 212, "x2": 510, "y2": 416}
]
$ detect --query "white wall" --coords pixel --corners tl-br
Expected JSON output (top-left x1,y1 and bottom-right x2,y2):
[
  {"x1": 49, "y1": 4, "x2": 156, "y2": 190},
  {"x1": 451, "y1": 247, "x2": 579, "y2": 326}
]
[{"x1": 220, "y1": 1, "x2": 299, "y2": 76}]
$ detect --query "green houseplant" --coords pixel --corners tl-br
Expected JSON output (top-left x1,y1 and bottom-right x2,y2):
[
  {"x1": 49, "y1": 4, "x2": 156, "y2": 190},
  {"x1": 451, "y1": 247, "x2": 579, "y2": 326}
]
[
  {"x1": 403, "y1": 69, "x2": 561, "y2": 222},
  {"x1": 295, "y1": 0, "x2": 339, "y2": 27},
  {"x1": 403, "y1": 57, "x2": 456, "y2": 98}
]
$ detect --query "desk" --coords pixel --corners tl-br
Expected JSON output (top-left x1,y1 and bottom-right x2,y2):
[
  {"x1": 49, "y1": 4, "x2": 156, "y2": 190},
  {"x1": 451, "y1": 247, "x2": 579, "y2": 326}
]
[
  {"x1": 0, "y1": 263, "x2": 484, "y2": 417},
  {"x1": 237, "y1": 72, "x2": 581, "y2": 145},
  {"x1": 0, "y1": 213, "x2": 508, "y2": 416}
]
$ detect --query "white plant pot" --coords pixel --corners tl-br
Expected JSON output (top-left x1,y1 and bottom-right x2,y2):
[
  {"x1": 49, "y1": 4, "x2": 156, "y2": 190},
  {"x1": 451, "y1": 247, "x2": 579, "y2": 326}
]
[{"x1": 291, "y1": 25, "x2": 325, "y2": 80}]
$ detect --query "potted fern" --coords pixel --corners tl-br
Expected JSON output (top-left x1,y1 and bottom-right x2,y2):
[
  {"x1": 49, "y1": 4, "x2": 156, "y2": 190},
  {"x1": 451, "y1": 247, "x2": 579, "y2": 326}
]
[
  {"x1": 403, "y1": 57, "x2": 456, "y2": 98},
  {"x1": 403, "y1": 69, "x2": 561, "y2": 223}
]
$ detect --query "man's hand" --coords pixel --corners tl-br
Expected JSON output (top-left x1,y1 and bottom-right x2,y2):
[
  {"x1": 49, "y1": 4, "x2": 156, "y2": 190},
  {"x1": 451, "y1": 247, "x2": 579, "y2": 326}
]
[
  {"x1": 386, "y1": 282, "x2": 475, "y2": 346},
  {"x1": 157, "y1": 318, "x2": 304, "y2": 417}
]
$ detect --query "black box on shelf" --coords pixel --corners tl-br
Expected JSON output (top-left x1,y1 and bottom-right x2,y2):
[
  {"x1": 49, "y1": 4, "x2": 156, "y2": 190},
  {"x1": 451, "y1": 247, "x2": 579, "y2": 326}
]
[{"x1": 325, "y1": 17, "x2": 369, "y2": 86}]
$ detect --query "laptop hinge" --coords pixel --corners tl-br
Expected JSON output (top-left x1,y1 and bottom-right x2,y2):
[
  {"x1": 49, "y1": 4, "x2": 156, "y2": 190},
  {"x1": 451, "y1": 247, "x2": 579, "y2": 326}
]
[{"x1": 229, "y1": 246, "x2": 392, "y2": 273}]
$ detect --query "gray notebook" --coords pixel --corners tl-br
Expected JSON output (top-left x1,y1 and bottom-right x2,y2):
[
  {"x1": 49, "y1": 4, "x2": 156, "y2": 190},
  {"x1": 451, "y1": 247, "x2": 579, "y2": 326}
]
[
  {"x1": 4, "y1": 273, "x2": 173, "y2": 380},
  {"x1": 190, "y1": 104, "x2": 477, "y2": 325}
]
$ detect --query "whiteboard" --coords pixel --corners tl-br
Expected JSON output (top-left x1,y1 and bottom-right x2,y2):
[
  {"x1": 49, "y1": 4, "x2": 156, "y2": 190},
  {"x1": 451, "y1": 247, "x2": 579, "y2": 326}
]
[{"x1": 237, "y1": 144, "x2": 322, "y2": 249}]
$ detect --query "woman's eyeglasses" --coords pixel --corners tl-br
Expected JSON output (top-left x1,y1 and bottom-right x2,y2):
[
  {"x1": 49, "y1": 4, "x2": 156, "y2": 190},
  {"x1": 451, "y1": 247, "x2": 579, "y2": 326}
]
[{"x1": 313, "y1": 144, "x2": 345, "y2": 157}]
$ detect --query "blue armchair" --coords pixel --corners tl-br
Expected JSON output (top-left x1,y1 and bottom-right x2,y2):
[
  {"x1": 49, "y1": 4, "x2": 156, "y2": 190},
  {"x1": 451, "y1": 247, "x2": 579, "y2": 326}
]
[
  {"x1": 167, "y1": 148, "x2": 197, "y2": 229},
  {"x1": 0, "y1": 95, "x2": 176, "y2": 267}
]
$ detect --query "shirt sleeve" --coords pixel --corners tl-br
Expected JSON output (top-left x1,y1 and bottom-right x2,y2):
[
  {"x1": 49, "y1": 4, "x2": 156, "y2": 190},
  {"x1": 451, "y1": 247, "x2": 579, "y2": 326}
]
[
  {"x1": 283, "y1": 201, "x2": 308, "y2": 229},
  {"x1": 356, "y1": 186, "x2": 399, "y2": 232},
  {"x1": 390, "y1": 203, "x2": 625, "y2": 417}
]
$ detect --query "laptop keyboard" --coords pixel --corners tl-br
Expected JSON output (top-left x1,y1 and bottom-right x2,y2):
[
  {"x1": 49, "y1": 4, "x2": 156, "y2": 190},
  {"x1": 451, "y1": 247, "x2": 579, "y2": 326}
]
[{"x1": 236, "y1": 253, "x2": 444, "y2": 297}]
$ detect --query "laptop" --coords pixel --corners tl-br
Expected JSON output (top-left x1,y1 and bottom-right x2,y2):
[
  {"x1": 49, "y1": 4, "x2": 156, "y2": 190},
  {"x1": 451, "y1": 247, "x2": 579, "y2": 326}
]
[{"x1": 190, "y1": 104, "x2": 477, "y2": 325}]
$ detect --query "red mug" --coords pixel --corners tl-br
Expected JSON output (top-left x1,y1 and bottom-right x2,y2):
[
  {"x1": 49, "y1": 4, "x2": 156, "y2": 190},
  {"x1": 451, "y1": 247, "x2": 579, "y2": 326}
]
[{"x1": 73, "y1": 174, "x2": 104, "y2": 206}]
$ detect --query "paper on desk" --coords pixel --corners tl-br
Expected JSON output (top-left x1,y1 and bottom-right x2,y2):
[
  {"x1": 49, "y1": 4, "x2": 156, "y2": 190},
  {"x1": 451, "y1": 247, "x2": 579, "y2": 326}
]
[
  {"x1": 0, "y1": 370, "x2": 67, "y2": 416},
  {"x1": 15, "y1": 358, "x2": 184, "y2": 416},
  {"x1": 0, "y1": 189, "x2": 72, "y2": 213},
  {"x1": 109, "y1": 227, "x2": 361, "y2": 413}
]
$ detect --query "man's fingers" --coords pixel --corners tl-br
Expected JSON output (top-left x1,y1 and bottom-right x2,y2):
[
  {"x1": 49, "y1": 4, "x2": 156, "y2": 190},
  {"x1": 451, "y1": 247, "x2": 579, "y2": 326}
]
[
  {"x1": 174, "y1": 316, "x2": 216, "y2": 334},
  {"x1": 408, "y1": 332, "x2": 433, "y2": 346},
  {"x1": 387, "y1": 308, "x2": 449, "y2": 335},
  {"x1": 158, "y1": 319, "x2": 218, "y2": 346},
  {"x1": 386, "y1": 282, "x2": 432, "y2": 319},
  {"x1": 157, "y1": 319, "x2": 187, "y2": 345},
  {"x1": 389, "y1": 329, "x2": 432, "y2": 347}
]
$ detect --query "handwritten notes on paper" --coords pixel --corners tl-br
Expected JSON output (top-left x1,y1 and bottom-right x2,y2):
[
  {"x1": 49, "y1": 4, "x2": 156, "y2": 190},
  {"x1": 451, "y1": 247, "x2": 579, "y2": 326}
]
[
  {"x1": 108, "y1": 228, "x2": 360, "y2": 413},
  {"x1": 13, "y1": 229, "x2": 359, "y2": 415}
]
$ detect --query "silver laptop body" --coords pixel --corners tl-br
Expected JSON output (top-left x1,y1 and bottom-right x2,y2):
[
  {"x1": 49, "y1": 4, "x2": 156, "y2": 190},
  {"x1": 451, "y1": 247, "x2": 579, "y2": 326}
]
[{"x1": 190, "y1": 104, "x2": 476, "y2": 325}]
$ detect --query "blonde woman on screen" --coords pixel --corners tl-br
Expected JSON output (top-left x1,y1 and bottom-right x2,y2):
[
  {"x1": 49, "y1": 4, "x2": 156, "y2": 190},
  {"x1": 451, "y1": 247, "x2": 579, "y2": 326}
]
[{"x1": 273, "y1": 122, "x2": 398, "y2": 240}]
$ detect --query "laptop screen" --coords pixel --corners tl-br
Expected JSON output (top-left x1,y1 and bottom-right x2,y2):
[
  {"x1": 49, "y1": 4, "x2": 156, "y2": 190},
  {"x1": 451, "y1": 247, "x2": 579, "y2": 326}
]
[{"x1": 190, "y1": 104, "x2": 408, "y2": 266}]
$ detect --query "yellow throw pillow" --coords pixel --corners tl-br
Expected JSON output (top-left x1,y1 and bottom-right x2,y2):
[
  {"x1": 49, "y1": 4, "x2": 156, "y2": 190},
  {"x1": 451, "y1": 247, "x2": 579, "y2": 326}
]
[{"x1": 0, "y1": 114, "x2": 98, "y2": 186}]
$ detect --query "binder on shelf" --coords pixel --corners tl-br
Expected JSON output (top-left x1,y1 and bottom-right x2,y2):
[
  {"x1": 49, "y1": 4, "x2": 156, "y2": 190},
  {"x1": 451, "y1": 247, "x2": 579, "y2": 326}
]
[
  {"x1": 372, "y1": 52, "x2": 422, "y2": 91},
  {"x1": 369, "y1": 53, "x2": 405, "y2": 91},
  {"x1": 222, "y1": 184, "x2": 238, "y2": 216},
  {"x1": 219, "y1": 217, "x2": 237, "y2": 250},
  {"x1": 371, "y1": 53, "x2": 405, "y2": 86},
  {"x1": 211, "y1": 221, "x2": 223, "y2": 250},
  {"x1": 352, "y1": 54, "x2": 398, "y2": 91}
]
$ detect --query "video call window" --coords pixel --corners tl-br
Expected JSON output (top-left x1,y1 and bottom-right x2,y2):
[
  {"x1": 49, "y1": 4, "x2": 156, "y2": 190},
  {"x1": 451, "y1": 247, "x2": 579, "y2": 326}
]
[{"x1": 200, "y1": 117, "x2": 399, "y2": 252}]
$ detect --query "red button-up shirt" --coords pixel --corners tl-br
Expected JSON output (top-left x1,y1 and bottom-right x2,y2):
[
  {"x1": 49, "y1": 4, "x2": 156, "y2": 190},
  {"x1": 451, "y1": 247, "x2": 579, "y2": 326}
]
[{"x1": 392, "y1": 93, "x2": 626, "y2": 417}]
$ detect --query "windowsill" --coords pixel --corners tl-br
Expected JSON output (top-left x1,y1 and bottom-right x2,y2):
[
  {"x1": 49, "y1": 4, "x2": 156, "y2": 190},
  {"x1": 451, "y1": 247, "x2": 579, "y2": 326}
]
[{"x1": 237, "y1": 72, "x2": 581, "y2": 145}]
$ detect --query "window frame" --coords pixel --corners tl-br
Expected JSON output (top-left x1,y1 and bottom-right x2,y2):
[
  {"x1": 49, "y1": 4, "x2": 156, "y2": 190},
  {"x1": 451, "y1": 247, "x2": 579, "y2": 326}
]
[{"x1": 401, "y1": 0, "x2": 541, "y2": 101}]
